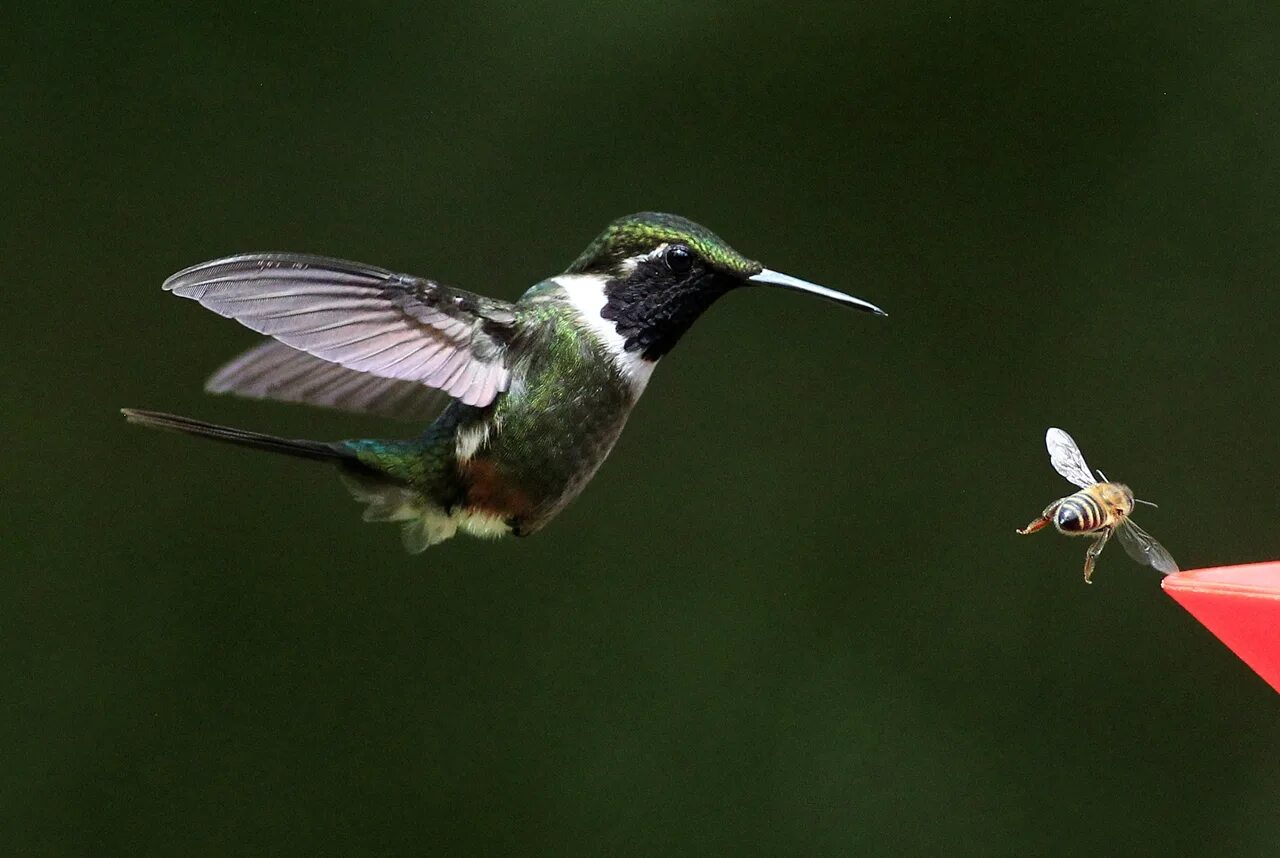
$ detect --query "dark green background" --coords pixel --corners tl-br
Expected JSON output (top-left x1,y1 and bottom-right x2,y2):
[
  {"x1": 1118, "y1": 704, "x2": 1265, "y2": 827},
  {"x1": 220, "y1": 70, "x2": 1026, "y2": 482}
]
[{"x1": 5, "y1": 2, "x2": 1279, "y2": 855}]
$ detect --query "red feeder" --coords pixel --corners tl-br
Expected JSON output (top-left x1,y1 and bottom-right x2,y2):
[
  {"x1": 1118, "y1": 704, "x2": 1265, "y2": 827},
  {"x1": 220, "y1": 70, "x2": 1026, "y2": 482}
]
[{"x1": 1163, "y1": 562, "x2": 1280, "y2": 693}]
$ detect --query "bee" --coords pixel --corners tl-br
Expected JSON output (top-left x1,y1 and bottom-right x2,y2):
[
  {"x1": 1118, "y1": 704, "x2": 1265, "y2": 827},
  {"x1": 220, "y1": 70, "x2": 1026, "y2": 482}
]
[{"x1": 1017, "y1": 428, "x2": 1178, "y2": 583}]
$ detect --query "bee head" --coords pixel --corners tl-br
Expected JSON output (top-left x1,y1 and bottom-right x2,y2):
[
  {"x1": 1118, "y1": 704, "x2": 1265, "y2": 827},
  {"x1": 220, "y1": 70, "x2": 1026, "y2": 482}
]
[
  {"x1": 1095, "y1": 482, "x2": 1134, "y2": 516},
  {"x1": 1112, "y1": 484, "x2": 1135, "y2": 515}
]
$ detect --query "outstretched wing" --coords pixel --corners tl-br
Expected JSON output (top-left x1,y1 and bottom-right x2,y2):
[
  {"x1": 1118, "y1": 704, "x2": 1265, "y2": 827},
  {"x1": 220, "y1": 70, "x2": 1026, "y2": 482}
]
[
  {"x1": 165, "y1": 253, "x2": 518, "y2": 407},
  {"x1": 1115, "y1": 519, "x2": 1179, "y2": 574},
  {"x1": 206, "y1": 339, "x2": 452, "y2": 422},
  {"x1": 1045, "y1": 427, "x2": 1097, "y2": 488}
]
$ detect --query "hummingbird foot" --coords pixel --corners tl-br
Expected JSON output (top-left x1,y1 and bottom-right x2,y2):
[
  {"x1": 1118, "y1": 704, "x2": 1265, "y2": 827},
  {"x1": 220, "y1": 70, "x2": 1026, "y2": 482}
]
[
  {"x1": 339, "y1": 471, "x2": 513, "y2": 553},
  {"x1": 339, "y1": 471, "x2": 458, "y2": 553}
]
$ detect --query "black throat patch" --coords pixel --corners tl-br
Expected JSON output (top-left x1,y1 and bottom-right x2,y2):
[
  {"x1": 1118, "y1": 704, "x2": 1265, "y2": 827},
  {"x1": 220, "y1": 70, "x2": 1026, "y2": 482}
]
[{"x1": 599, "y1": 263, "x2": 737, "y2": 361}]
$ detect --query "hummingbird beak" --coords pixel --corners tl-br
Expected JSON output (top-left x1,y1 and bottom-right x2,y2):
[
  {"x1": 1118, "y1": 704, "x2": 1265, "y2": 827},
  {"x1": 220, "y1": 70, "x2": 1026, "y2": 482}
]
[{"x1": 747, "y1": 268, "x2": 887, "y2": 316}]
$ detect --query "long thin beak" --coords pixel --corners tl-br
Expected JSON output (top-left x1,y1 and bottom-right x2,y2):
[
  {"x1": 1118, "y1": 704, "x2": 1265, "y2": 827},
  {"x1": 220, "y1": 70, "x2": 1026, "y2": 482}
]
[{"x1": 748, "y1": 268, "x2": 887, "y2": 316}]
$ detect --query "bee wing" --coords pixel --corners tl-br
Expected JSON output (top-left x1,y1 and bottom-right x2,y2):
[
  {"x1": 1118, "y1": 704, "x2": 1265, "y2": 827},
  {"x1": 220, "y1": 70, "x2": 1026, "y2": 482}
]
[
  {"x1": 1045, "y1": 428, "x2": 1098, "y2": 488},
  {"x1": 1115, "y1": 519, "x2": 1179, "y2": 574}
]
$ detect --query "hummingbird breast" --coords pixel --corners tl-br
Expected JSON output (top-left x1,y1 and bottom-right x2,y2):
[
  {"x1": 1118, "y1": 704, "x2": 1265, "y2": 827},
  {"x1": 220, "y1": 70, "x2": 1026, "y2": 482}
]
[{"x1": 451, "y1": 294, "x2": 642, "y2": 534}]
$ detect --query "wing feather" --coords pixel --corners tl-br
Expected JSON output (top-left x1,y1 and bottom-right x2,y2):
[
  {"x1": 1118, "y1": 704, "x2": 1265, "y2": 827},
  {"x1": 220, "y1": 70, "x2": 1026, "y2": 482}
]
[
  {"x1": 206, "y1": 339, "x2": 452, "y2": 422},
  {"x1": 166, "y1": 253, "x2": 516, "y2": 407}
]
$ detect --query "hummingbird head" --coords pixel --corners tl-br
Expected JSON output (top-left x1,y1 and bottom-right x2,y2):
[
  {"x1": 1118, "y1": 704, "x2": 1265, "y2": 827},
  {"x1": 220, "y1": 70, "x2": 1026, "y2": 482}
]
[{"x1": 564, "y1": 212, "x2": 885, "y2": 361}]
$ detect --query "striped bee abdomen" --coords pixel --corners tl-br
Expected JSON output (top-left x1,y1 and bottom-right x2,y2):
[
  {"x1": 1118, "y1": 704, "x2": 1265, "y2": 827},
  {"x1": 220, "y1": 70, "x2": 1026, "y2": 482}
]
[{"x1": 1054, "y1": 490, "x2": 1107, "y2": 534}]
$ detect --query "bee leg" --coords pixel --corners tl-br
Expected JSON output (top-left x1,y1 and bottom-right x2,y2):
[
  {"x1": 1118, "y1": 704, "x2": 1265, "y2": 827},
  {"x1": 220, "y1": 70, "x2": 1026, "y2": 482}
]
[
  {"x1": 1082, "y1": 528, "x2": 1112, "y2": 584},
  {"x1": 1017, "y1": 502, "x2": 1059, "y2": 535}
]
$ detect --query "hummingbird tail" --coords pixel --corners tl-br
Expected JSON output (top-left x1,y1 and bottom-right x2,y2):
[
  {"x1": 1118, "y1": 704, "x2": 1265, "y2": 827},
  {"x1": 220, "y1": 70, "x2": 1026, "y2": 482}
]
[
  {"x1": 120, "y1": 408, "x2": 355, "y2": 465},
  {"x1": 121, "y1": 408, "x2": 494, "y2": 553}
]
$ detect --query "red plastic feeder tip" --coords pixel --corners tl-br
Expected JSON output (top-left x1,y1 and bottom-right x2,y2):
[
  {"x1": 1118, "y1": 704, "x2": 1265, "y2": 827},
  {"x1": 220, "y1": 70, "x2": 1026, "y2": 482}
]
[{"x1": 1163, "y1": 562, "x2": 1280, "y2": 694}]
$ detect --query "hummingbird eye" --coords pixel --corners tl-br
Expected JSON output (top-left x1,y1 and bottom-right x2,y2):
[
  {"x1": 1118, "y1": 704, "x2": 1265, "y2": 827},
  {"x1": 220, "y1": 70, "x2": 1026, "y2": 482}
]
[{"x1": 664, "y1": 244, "x2": 694, "y2": 274}]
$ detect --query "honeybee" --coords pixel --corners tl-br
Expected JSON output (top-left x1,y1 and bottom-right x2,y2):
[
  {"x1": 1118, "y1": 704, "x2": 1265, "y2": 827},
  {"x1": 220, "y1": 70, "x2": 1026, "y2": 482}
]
[{"x1": 1017, "y1": 428, "x2": 1178, "y2": 583}]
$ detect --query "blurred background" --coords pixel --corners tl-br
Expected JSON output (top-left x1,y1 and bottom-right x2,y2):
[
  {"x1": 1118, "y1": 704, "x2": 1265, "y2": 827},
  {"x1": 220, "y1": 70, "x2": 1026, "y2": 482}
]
[{"x1": 4, "y1": 2, "x2": 1279, "y2": 854}]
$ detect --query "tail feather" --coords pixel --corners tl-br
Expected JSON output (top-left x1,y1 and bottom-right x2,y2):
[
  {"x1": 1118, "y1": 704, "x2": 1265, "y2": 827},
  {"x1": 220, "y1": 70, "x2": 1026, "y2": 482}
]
[
  {"x1": 121, "y1": 407, "x2": 462, "y2": 552},
  {"x1": 120, "y1": 408, "x2": 352, "y2": 464}
]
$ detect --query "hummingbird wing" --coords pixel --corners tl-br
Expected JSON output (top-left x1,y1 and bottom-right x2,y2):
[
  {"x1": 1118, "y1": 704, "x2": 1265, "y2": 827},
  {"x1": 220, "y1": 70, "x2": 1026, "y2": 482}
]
[
  {"x1": 164, "y1": 253, "x2": 518, "y2": 407},
  {"x1": 205, "y1": 339, "x2": 452, "y2": 421}
]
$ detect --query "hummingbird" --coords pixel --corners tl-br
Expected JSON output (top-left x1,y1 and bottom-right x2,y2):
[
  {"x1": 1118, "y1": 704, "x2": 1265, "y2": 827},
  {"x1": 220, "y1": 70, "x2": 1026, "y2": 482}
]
[{"x1": 123, "y1": 212, "x2": 885, "y2": 552}]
